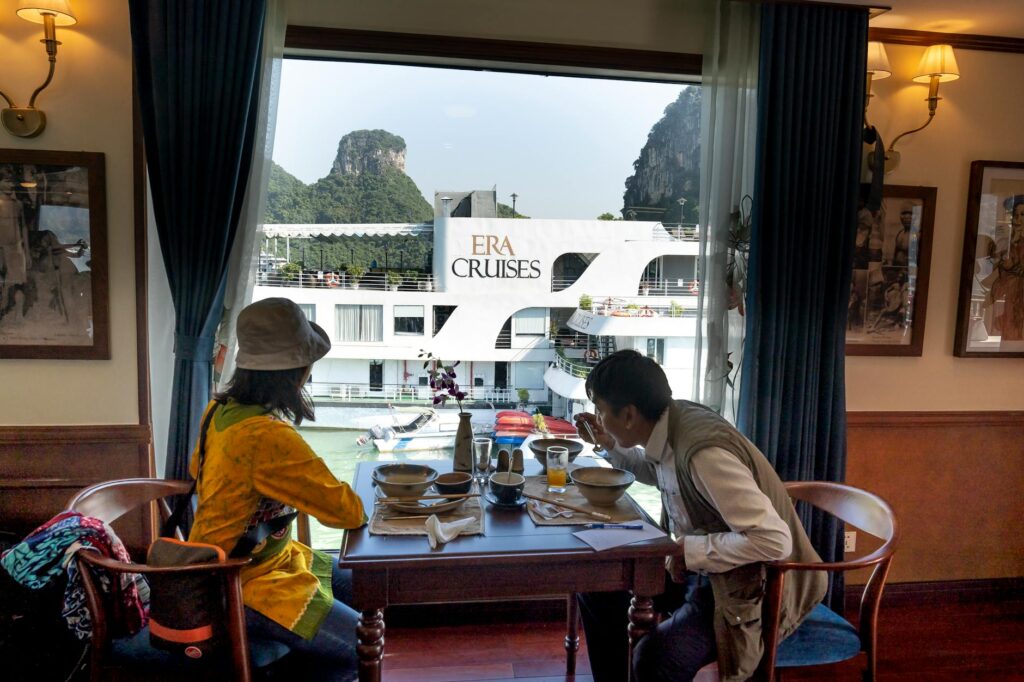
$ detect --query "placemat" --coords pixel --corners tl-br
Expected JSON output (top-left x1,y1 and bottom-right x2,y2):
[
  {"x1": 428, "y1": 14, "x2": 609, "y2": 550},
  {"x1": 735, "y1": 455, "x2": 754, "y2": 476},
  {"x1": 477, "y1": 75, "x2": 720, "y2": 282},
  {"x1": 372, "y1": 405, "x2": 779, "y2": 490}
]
[
  {"x1": 523, "y1": 476, "x2": 644, "y2": 526},
  {"x1": 368, "y1": 492, "x2": 485, "y2": 537}
]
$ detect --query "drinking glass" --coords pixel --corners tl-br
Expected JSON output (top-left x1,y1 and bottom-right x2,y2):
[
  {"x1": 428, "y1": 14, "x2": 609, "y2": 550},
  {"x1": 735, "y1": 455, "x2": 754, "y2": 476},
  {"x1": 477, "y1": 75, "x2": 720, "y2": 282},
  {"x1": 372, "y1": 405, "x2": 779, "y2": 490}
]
[
  {"x1": 546, "y1": 446, "x2": 569, "y2": 493},
  {"x1": 473, "y1": 437, "x2": 493, "y2": 483}
]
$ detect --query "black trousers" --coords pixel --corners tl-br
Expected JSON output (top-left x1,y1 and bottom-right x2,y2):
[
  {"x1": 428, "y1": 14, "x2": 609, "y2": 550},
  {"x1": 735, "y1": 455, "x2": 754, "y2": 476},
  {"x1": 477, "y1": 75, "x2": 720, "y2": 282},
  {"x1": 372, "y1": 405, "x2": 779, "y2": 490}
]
[{"x1": 578, "y1": 573, "x2": 716, "y2": 682}]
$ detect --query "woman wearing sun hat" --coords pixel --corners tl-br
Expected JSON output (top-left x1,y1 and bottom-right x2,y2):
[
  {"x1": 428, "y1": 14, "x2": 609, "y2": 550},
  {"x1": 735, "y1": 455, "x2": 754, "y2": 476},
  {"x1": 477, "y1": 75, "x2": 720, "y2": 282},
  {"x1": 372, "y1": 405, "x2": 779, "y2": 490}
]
[{"x1": 188, "y1": 297, "x2": 365, "y2": 680}]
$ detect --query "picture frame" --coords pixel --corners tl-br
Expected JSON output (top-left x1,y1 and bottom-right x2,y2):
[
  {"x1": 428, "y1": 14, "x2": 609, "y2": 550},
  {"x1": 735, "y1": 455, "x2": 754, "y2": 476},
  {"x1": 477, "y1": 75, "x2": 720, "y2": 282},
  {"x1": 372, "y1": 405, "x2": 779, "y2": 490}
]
[
  {"x1": 954, "y1": 160, "x2": 1024, "y2": 357},
  {"x1": 846, "y1": 184, "x2": 936, "y2": 357},
  {"x1": 0, "y1": 149, "x2": 109, "y2": 359}
]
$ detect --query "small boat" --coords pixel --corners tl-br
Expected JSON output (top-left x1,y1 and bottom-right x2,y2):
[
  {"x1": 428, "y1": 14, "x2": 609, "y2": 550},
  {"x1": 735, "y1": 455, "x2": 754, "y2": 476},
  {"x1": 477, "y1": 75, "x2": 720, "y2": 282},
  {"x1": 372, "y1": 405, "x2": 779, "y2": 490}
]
[
  {"x1": 356, "y1": 406, "x2": 490, "y2": 452},
  {"x1": 494, "y1": 411, "x2": 578, "y2": 435}
]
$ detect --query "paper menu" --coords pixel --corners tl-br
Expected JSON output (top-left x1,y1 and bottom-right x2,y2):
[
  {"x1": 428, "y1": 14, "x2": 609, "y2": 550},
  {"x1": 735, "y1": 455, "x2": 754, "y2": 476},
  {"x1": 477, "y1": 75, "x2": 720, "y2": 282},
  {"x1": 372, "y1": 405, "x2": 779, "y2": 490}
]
[{"x1": 572, "y1": 521, "x2": 667, "y2": 552}]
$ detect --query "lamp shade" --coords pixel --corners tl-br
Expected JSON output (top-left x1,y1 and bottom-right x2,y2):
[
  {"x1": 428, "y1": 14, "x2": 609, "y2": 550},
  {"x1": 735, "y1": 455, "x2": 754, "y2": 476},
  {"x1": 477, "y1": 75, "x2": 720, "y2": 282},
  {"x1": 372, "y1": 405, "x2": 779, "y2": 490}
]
[
  {"x1": 866, "y1": 41, "x2": 892, "y2": 80},
  {"x1": 913, "y1": 44, "x2": 959, "y2": 83},
  {"x1": 16, "y1": 0, "x2": 77, "y2": 26}
]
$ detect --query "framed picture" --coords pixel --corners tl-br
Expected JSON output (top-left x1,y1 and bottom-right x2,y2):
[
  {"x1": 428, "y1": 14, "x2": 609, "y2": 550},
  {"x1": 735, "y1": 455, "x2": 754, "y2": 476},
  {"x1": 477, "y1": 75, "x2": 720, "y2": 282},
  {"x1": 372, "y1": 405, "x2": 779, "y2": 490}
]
[
  {"x1": 0, "y1": 150, "x2": 108, "y2": 359},
  {"x1": 954, "y1": 160, "x2": 1024, "y2": 357},
  {"x1": 846, "y1": 185, "x2": 936, "y2": 356}
]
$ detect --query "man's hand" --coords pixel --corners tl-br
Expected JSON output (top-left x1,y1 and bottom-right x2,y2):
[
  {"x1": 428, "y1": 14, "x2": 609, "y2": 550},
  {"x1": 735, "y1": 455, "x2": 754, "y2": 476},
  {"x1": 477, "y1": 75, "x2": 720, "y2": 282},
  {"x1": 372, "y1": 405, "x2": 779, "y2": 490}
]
[
  {"x1": 666, "y1": 552, "x2": 688, "y2": 583},
  {"x1": 574, "y1": 412, "x2": 615, "y2": 452}
]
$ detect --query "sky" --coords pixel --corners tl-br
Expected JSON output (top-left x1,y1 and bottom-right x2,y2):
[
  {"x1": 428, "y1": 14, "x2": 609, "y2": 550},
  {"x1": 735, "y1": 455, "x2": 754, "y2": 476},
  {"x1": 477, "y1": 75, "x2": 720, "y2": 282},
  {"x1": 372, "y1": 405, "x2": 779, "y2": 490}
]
[{"x1": 271, "y1": 59, "x2": 691, "y2": 220}]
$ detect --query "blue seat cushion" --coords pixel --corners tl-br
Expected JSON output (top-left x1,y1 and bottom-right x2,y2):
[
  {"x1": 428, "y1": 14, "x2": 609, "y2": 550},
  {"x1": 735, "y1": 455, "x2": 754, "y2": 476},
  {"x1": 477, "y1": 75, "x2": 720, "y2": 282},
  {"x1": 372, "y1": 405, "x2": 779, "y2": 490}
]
[
  {"x1": 775, "y1": 603, "x2": 862, "y2": 668},
  {"x1": 109, "y1": 626, "x2": 291, "y2": 670}
]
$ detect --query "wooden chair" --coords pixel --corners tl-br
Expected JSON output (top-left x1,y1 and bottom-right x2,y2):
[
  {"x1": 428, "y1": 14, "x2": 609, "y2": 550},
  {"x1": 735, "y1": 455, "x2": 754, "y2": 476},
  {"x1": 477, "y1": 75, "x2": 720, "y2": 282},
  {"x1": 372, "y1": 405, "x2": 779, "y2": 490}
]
[
  {"x1": 756, "y1": 481, "x2": 900, "y2": 682},
  {"x1": 67, "y1": 478, "x2": 291, "y2": 682}
]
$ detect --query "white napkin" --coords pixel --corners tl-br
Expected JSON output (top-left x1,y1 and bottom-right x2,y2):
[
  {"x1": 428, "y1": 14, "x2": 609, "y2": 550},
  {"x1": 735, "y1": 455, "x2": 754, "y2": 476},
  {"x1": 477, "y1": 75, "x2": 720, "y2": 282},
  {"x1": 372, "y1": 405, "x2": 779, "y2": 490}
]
[{"x1": 424, "y1": 514, "x2": 474, "y2": 549}]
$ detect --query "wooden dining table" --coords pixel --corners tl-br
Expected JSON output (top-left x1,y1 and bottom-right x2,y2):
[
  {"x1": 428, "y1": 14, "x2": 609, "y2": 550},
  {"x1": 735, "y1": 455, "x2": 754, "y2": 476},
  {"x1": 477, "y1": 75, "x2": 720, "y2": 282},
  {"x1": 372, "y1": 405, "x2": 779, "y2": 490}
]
[{"x1": 339, "y1": 458, "x2": 679, "y2": 682}]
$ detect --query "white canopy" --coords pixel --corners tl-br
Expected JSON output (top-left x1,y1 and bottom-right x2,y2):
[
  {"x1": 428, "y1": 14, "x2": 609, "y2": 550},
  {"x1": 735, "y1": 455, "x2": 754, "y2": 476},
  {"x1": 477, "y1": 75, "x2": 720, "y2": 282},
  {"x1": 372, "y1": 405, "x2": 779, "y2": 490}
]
[{"x1": 260, "y1": 223, "x2": 433, "y2": 238}]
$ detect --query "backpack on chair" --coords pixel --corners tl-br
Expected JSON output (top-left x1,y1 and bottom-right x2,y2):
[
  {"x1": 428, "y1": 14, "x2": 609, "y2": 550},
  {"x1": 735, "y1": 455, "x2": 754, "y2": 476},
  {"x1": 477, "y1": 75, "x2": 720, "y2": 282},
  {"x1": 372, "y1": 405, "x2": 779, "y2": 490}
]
[{"x1": 147, "y1": 401, "x2": 295, "y2": 660}]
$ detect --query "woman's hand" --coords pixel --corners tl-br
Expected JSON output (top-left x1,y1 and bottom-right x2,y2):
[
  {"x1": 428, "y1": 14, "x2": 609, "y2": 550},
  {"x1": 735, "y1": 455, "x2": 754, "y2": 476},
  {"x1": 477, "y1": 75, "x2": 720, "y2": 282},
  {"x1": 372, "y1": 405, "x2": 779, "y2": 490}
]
[{"x1": 574, "y1": 412, "x2": 615, "y2": 453}]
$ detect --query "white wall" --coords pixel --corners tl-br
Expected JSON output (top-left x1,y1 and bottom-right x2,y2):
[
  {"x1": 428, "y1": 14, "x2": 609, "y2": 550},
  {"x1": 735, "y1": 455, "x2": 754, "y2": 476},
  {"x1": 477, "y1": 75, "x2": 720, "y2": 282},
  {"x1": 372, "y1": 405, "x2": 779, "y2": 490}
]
[
  {"x1": 846, "y1": 45, "x2": 1024, "y2": 411},
  {"x1": 0, "y1": 1, "x2": 138, "y2": 425}
]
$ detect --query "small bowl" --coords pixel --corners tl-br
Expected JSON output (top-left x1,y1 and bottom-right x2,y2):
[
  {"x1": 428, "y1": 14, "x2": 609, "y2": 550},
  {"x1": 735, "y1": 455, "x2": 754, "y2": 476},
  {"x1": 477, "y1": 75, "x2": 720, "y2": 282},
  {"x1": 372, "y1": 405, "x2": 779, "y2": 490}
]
[
  {"x1": 488, "y1": 471, "x2": 526, "y2": 504},
  {"x1": 372, "y1": 463, "x2": 438, "y2": 497},
  {"x1": 570, "y1": 467, "x2": 635, "y2": 506},
  {"x1": 528, "y1": 438, "x2": 584, "y2": 472},
  {"x1": 434, "y1": 471, "x2": 473, "y2": 495}
]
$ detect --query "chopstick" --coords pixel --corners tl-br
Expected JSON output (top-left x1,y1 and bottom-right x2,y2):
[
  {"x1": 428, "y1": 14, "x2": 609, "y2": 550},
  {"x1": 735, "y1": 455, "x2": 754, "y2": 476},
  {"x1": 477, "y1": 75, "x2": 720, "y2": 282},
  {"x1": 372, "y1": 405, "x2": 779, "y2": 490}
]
[
  {"x1": 521, "y1": 493, "x2": 613, "y2": 521},
  {"x1": 377, "y1": 492, "x2": 480, "y2": 504}
]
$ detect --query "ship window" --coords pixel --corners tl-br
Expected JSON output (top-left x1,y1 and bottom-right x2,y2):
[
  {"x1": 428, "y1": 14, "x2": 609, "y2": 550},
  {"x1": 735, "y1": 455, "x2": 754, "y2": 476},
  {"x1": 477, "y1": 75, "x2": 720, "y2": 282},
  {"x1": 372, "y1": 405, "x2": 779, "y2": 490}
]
[
  {"x1": 297, "y1": 303, "x2": 316, "y2": 323},
  {"x1": 433, "y1": 305, "x2": 456, "y2": 336},
  {"x1": 646, "y1": 338, "x2": 665, "y2": 365},
  {"x1": 394, "y1": 305, "x2": 424, "y2": 335},
  {"x1": 335, "y1": 304, "x2": 382, "y2": 342},
  {"x1": 514, "y1": 308, "x2": 546, "y2": 336}
]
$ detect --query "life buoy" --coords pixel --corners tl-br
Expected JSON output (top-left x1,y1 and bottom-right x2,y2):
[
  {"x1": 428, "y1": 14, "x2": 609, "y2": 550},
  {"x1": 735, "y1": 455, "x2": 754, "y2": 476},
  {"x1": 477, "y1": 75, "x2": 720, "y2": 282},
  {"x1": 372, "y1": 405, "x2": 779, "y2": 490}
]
[
  {"x1": 325, "y1": 272, "x2": 341, "y2": 288},
  {"x1": 639, "y1": 307, "x2": 655, "y2": 318}
]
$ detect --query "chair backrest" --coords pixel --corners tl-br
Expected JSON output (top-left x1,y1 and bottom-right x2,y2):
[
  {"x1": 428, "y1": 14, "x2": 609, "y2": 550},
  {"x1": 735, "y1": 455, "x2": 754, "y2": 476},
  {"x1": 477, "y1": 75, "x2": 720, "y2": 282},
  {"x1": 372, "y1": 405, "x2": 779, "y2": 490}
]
[
  {"x1": 785, "y1": 481, "x2": 898, "y2": 545},
  {"x1": 67, "y1": 478, "x2": 191, "y2": 526},
  {"x1": 67, "y1": 479, "x2": 254, "y2": 682}
]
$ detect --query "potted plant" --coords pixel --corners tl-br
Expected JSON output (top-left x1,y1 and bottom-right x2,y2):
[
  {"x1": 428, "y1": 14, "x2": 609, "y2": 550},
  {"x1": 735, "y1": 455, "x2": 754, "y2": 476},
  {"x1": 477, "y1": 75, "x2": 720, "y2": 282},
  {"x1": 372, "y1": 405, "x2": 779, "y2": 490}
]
[
  {"x1": 346, "y1": 264, "x2": 366, "y2": 289},
  {"x1": 279, "y1": 262, "x2": 301, "y2": 283},
  {"x1": 516, "y1": 388, "x2": 530, "y2": 407},
  {"x1": 578, "y1": 293, "x2": 592, "y2": 311},
  {"x1": 669, "y1": 300, "x2": 684, "y2": 318},
  {"x1": 386, "y1": 271, "x2": 403, "y2": 291},
  {"x1": 626, "y1": 303, "x2": 640, "y2": 316}
]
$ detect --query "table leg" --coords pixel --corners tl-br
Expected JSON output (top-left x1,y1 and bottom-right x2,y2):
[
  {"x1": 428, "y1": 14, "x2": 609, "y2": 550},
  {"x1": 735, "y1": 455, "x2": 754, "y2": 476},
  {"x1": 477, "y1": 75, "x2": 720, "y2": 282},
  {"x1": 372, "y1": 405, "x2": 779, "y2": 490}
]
[
  {"x1": 356, "y1": 608, "x2": 385, "y2": 682},
  {"x1": 565, "y1": 593, "x2": 580, "y2": 674},
  {"x1": 627, "y1": 593, "x2": 656, "y2": 682}
]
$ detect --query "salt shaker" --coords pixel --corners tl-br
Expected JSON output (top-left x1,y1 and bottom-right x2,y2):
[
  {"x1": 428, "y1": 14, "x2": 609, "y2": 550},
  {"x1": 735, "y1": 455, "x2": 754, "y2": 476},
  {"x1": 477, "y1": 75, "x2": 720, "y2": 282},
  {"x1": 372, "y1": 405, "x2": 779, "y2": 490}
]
[
  {"x1": 496, "y1": 449, "x2": 511, "y2": 472},
  {"x1": 511, "y1": 449, "x2": 524, "y2": 474}
]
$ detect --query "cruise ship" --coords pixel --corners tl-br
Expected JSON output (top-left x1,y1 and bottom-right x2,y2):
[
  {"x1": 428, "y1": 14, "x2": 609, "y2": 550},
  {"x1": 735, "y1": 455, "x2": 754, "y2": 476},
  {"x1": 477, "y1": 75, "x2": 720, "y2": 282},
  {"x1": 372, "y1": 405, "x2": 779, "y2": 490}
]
[{"x1": 251, "y1": 191, "x2": 701, "y2": 424}]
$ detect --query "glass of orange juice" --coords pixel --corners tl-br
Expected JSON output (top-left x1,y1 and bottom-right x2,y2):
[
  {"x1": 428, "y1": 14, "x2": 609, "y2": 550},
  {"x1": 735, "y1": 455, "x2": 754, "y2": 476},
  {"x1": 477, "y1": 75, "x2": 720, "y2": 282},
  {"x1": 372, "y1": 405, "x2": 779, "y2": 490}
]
[{"x1": 546, "y1": 446, "x2": 569, "y2": 493}]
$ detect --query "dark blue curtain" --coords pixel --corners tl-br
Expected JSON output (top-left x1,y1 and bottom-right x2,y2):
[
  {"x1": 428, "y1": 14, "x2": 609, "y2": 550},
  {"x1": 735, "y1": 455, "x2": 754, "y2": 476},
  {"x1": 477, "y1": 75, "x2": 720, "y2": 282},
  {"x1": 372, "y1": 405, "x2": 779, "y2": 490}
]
[
  {"x1": 738, "y1": 4, "x2": 867, "y2": 611},
  {"x1": 130, "y1": 1, "x2": 267, "y2": 485}
]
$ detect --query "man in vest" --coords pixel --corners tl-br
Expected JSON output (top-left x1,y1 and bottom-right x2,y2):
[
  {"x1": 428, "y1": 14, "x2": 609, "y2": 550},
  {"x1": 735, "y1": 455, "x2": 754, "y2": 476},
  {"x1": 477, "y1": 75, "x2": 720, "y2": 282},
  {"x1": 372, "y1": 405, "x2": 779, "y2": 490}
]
[{"x1": 575, "y1": 350, "x2": 825, "y2": 682}]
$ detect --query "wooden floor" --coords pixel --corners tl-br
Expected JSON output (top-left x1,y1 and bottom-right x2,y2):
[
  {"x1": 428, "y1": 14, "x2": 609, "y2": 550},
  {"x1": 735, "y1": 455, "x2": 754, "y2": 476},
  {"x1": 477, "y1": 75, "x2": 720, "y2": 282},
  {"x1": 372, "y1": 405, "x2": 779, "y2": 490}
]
[{"x1": 380, "y1": 592, "x2": 1024, "y2": 681}]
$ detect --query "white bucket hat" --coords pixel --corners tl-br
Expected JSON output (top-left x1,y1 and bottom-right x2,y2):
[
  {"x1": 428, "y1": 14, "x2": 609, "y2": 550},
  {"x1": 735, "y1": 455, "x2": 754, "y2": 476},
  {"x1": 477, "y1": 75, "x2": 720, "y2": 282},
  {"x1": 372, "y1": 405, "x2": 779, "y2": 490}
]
[{"x1": 234, "y1": 298, "x2": 331, "y2": 371}]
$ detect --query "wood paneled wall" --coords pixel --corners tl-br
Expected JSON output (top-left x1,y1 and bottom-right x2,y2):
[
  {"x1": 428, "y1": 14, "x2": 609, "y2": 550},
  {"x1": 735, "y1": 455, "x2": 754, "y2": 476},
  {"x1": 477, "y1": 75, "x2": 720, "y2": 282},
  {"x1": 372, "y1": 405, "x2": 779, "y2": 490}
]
[
  {"x1": 0, "y1": 425, "x2": 153, "y2": 554},
  {"x1": 846, "y1": 412, "x2": 1024, "y2": 584}
]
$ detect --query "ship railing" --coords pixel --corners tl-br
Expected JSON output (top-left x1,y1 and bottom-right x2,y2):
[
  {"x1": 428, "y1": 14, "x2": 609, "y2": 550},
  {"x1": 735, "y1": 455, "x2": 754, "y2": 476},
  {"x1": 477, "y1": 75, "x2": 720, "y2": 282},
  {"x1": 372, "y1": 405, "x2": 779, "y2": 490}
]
[
  {"x1": 309, "y1": 381, "x2": 519, "y2": 404},
  {"x1": 650, "y1": 224, "x2": 700, "y2": 241},
  {"x1": 553, "y1": 351, "x2": 593, "y2": 379},
  {"x1": 637, "y1": 278, "x2": 701, "y2": 296},
  {"x1": 587, "y1": 296, "x2": 696, "y2": 318},
  {"x1": 258, "y1": 270, "x2": 436, "y2": 291}
]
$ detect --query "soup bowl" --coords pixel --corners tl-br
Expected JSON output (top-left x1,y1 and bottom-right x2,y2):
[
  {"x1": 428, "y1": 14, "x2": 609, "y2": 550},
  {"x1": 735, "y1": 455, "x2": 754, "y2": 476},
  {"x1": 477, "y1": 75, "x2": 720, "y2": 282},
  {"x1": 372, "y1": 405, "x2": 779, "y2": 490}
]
[
  {"x1": 434, "y1": 471, "x2": 473, "y2": 495},
  {"x1": 569, "y1": 467, "x2": 635, "y2": 507},
  {"x1": 372, "y1": 463, "x2": 438, "y2": 498}
]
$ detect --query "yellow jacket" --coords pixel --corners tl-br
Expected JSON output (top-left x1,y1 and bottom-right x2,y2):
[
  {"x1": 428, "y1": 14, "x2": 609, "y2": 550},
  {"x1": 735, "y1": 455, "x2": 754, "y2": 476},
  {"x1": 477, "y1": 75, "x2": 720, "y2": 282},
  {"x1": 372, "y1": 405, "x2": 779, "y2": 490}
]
[{"x1": 189, "y1": 399, "x2": 365, "y2": 639}]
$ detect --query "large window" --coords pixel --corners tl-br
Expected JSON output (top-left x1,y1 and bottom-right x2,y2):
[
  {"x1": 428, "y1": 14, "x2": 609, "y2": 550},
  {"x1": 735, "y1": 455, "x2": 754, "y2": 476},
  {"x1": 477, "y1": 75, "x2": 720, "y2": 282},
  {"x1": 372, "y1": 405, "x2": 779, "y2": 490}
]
[
  {"x1": 258, "y1": 41, "x2": 699, "y2": 549},
  {"x1": 335, "y1": 304, "x2": 382, "y2": 342}
]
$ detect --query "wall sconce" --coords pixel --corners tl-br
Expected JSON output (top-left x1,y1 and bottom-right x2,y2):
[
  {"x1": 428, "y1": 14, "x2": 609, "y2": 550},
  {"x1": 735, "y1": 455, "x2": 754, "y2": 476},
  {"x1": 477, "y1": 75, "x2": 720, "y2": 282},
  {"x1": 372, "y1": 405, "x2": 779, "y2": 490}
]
[
  {"x1": 864, "y1": 40, "x2": 891, "y2": 122},
  {"x1": 878, "y1": 43, "x2": 960, "y2": 173},
  {"x1": 0, "y1": 0, "x2": 78, "y2": 138}
]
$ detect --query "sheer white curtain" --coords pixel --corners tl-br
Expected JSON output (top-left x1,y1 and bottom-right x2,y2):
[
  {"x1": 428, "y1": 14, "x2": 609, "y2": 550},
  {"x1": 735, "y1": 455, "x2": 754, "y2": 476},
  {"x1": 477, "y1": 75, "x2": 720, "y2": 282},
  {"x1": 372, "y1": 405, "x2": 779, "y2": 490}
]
[
  {"x1": 336, "y1": 305, "x2": 382, "y2": 342},
  {"x1": 692, "y1": 0, "x2": 759, "y2": 421},
  {"x1": 214, "y1": 0, "x2": 287, "y2": 389}
]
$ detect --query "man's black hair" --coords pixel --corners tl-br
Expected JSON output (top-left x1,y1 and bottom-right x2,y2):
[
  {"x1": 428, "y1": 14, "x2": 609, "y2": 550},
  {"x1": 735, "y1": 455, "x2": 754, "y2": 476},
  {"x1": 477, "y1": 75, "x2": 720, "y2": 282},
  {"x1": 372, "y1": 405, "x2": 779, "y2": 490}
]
[
  {"x1": 216, "y1": 367, "x2": 315, "y2": 425},
  {"x1": 585, "y1": 349, "x2": 672, "y2": 421}
]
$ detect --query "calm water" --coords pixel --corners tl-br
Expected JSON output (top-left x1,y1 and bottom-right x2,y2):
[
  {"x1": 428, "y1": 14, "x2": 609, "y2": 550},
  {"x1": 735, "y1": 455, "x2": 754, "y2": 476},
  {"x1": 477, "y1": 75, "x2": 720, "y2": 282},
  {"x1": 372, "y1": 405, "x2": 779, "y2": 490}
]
[{"x1": 298, "y1": 427, "x2": 663, "y2": 550}]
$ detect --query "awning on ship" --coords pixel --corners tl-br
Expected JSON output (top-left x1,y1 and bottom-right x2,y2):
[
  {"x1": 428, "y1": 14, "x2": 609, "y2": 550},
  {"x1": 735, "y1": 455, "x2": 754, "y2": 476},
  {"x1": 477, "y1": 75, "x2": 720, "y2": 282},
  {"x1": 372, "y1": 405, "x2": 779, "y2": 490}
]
[{"x1": 261, "y1": 223, "x2": 433, "y2": 238}]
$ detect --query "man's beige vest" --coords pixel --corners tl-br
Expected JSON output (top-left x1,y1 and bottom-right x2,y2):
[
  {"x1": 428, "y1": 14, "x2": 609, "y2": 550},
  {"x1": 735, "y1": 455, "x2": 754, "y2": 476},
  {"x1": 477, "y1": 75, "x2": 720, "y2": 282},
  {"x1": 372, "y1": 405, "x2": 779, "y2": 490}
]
[{"x1": 662, "y1": 400, "x2": 826, "y2": 681}]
